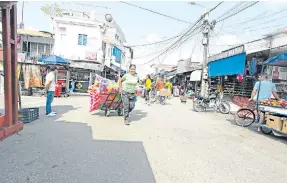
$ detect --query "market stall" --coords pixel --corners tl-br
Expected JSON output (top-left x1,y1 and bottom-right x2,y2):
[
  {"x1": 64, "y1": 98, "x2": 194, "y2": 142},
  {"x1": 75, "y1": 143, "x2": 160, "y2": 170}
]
[
  {"x1": 38, "y1": 55, "x2": 70, "y2": 97},
  {"x1": 257, "y1": 53, "x2": 287, "y2": 137}
]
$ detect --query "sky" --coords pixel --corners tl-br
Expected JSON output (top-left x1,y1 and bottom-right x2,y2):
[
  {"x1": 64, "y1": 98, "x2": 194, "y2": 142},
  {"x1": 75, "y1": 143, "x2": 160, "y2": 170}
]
[{"x1": 17, "y1": 0, "x2": 287, "y2": 77}]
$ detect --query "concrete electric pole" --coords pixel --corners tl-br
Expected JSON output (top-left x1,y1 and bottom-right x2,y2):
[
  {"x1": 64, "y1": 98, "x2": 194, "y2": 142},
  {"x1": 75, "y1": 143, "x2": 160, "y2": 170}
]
[
  {"x1": 188, "y1": 2, "x2": 212, "y2": 97},
  {"x1": 200, "y1": 9, "x2": 209, "y2": 97}
]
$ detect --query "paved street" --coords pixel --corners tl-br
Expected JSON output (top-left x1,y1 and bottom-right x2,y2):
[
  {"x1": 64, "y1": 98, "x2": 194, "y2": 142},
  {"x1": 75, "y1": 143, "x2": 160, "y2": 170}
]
[{"x1": 1, "y1": 96, "x2": 287, "y2": 183}]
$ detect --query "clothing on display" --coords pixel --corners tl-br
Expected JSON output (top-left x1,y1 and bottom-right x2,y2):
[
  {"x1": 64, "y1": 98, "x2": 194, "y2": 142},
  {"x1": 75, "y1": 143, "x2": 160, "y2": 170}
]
[{"x1": 22, "y1": 64, "x2": 42, "y2": 88}]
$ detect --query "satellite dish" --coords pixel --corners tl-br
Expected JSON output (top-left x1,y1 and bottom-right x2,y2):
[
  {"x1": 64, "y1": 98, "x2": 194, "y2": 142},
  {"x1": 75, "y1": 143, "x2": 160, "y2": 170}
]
[{"x1": 105, "y1": 14, "x2": 113, "y2": 23}]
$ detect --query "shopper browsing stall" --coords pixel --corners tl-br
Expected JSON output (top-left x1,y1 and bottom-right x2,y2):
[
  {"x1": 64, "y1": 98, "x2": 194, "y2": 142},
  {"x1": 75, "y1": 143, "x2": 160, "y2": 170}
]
[
  {"x1": 45, "y1": 66, "x2": 57, "y2": 117},
  {"x1": 250, "y1": 74, "x2": 280, "y2": 131},
  {"x1": 119, "y1": 64, "x2": 139, "y2": 125}
]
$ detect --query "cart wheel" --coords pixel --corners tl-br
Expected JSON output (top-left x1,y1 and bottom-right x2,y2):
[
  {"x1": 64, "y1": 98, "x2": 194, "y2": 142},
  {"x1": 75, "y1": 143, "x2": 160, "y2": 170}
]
[{"x1": 117, "y1": 109, "x2": 123, "y2": 116}]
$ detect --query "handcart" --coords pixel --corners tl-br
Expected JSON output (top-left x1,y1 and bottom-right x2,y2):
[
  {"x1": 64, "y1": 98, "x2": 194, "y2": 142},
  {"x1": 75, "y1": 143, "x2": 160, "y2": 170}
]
[
  {"x1": 235, "y1": 53, "x2": 287, "y2": 137},
  {"x1": 256, "y1": 53, "x2": 287, "y2": 137},
  {"x1": 100, "y1": 90, "x2": 123, "y2": 117}
]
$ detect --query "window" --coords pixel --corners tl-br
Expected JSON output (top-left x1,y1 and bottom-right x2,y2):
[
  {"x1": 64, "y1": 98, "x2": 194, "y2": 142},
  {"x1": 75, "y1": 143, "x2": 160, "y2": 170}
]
[{"x1": 78, "y1": 34, "x2": 87, "y2": 46}]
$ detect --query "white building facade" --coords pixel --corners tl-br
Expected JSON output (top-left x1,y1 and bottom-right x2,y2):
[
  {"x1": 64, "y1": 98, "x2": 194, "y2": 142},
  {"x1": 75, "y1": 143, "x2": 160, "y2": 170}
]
[{"x1": 53, "y1": 11, "x2": 131, "y2": 74}]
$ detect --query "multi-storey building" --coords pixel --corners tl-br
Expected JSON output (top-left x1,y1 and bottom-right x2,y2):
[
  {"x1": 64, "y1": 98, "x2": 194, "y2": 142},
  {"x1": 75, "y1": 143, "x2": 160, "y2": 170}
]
[{"x1": 53, "y1": 10, "x2": 132, "y2": 78}]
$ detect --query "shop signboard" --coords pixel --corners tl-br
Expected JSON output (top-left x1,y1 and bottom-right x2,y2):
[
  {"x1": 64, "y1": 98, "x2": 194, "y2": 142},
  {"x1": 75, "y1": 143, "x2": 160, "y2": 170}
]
[
  {"x1": 85, "y1": 52, "x2": 97, "y2": 61},
  {"x1": 103, "y1": 28, "x2": 116, "y2": 45},
  {"x1": 272, "y1": 66, "x2": 287, "y2": 80},
  {"x1": 208, "y1": 45, "x2": 245, "y2": 62}
]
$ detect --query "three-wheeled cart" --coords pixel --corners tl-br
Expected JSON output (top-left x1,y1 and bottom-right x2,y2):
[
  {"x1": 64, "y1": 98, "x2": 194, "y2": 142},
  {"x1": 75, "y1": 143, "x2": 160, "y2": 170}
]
[
  {"x1": 100, "y1": 90, "x2": 123, "y2": 117},
  {"x1": 256, "y1": 53, "x2": 287, "y2": 137}
]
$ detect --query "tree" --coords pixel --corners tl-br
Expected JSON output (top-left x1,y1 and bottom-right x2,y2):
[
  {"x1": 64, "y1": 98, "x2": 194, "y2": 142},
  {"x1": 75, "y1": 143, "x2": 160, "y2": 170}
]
[{"x1": 41, "y1": 3, "x2": 63, "y2": 18}]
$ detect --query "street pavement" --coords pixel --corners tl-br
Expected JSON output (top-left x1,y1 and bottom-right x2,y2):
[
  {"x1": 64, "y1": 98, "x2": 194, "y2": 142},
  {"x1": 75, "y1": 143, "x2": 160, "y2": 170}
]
[{"x1": 0, "y1": 95, "x2": 287, "y2": 183}]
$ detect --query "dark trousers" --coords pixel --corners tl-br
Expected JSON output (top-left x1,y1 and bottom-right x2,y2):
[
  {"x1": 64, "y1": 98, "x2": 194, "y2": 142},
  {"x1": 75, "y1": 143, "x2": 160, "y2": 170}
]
[
  {"x1": 145, "y1": 89, "x2": 150, "y2": 101},
  {"x1": 46, "y1": 91, "x2": 55, "y2": 115},
  {"x1": 121, "y1": 91, "x2": 135, "y2": 120}
]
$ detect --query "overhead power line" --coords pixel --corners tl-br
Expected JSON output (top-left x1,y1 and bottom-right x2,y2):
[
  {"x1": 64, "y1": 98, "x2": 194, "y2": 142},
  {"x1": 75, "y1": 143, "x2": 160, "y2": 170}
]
[
  {"x1": 140, "y1": 20, "x2": 203, "y2": 65},
  {"x1": 216, "y1": 1, "x2": 246, "y2": 20},
  {"x1": 217, "y1": 1, "x2": 259, "y2": 23},
  {"x1": 128, "y1": 1, "x2": 224, "y2": 48},
  {"x1": 138, "y1": 1, "x2": 224, "y2": 66},
  {"x1": 129, "y1": 36, "x2": 179, "y2": 47},
  {"x1": 120, "y1": 1, "x2": 192, "y2": 24},
  {"x1": 223, "y1": 7, "x2": 287, "y2": 30}
]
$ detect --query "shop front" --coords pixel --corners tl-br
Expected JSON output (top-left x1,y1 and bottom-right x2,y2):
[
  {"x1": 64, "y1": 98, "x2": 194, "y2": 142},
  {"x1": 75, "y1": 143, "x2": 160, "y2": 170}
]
[
  {"x1": 176, "y1": 58, "x2": 201, "y2": 86},
  {"x1": 69, "y1": 61, "x2": 103, "y2": 93},
  {"x1": 207, "y1": 46, "x2": 249, "y2": 102},
  {"x1": 70, "y1": 68, "x2": 91, "y2": 93}
]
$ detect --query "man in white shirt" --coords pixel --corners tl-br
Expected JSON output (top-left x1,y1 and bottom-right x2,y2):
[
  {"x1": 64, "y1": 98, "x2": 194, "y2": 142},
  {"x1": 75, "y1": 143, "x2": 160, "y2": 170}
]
[{"x1": 45, "y1": 66, "x2": 57, "y2": 117}]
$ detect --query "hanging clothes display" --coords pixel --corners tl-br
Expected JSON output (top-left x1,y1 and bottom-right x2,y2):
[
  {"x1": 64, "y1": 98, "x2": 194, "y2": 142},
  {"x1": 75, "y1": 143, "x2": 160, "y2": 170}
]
[
  {"x1": 249, "y1": 58, "x2": 257, "y2": 76},
  {"x1": 237, "y1": 74, "x2": 243, "y2": 82},
  {"x1": 22, "y1": 64, "x2": 42, "y2": 88}
]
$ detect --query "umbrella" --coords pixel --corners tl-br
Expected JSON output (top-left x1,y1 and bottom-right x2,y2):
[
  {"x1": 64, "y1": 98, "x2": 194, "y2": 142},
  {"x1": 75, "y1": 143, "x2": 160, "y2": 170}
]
[{"x1": 38, "y1": 55, "x2": 69, "y2": 65}]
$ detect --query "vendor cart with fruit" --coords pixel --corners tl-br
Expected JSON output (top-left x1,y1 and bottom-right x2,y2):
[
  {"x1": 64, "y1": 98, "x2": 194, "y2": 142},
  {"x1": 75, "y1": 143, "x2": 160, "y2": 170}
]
[
  {"x1": 88, "y1": 75, "x2": 123, "y2": 117},
  {"x1": 256, "y1": 53, "x2": 287, "y2": 137}
]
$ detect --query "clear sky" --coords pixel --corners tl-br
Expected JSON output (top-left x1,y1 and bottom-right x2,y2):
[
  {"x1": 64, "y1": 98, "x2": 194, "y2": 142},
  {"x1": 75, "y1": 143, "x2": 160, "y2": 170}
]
[{"x1": 17, "y1": 0, "x2": 287, "y2": 76}]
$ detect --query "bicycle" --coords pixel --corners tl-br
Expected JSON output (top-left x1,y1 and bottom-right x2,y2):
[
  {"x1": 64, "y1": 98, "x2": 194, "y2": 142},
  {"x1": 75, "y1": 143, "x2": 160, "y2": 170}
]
[{"x1": 234, "y1": 100, "x2": 272, "y2": 134}]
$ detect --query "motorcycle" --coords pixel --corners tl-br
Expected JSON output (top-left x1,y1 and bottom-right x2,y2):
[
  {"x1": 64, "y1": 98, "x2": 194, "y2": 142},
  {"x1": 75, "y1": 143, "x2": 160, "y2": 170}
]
[{"x1": 193, "y1": 92, "x2": 230, "y2": 114}]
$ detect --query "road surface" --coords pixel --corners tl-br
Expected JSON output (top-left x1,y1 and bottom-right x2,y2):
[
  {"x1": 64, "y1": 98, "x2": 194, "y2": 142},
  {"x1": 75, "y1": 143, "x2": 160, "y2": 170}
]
[{"x1": 0, "y1": 96, "x2": 287, "y2": 183}]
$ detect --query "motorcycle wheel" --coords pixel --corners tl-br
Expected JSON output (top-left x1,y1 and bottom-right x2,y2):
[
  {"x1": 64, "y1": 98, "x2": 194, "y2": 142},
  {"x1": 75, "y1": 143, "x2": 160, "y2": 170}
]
[
  {"x1": 218, "y1": 101, "x2": 231, "y2": 114},
  {"x1": 193, "y1": 100, "x2": 204, "y2": 112}
]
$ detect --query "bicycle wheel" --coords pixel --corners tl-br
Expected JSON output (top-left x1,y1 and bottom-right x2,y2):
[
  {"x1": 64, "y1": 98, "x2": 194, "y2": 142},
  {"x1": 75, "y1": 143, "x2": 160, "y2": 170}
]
[
  {"x1": 193, "y1": 100, "x2": 204, "y2": 112},
  {"x1": 234, "y1": 108, "x2": 255, "y2": 127},
  {"x1": 219, "y1": 101, "x2": 231, "y2": 114}
]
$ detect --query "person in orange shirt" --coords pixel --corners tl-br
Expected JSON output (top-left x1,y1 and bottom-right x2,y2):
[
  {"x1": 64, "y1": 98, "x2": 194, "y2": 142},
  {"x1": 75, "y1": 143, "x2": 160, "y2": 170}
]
[{"x1": 156, "y1": 77, "x2": 164, "y2": 103}]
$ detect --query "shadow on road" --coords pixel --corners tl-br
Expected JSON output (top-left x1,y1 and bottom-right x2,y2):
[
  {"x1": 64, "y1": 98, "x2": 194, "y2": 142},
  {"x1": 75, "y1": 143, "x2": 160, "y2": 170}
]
[
  {"x1": 226, "y1": 116, "x2": 287, "y2": 145},
  {"x1": 130, "y1": 109, "x2": 148, "y2": 122},
  {"x1": 0, "y1": 105, "x2": 156, "y2": 183},
  {"x1": 92, "y1": 109, "x2": 148, "y2": 122}
]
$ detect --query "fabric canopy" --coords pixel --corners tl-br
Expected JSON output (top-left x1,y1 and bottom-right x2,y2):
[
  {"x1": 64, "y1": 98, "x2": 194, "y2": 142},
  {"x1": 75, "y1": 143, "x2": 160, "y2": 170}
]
[
  {"x1": 264, "y1": 53, "x2": 287, "y2": 66},
  {"x1": 38, "y1": 55, "x2": 69, "y2": 65},
  {"x1": 190, "y1": 70, "x2": 201, "y2": 81},
  {"x1": 208, "y1": 53, "x2": 246, "y2": 77}
]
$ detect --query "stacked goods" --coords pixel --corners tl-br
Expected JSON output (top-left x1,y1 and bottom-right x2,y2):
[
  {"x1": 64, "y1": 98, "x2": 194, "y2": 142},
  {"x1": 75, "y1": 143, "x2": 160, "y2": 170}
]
[
  {"x1": 259, "y1": 99, "x2": 287, "y2": 108},
  {"x1": 159, "y1": 88, "x2": 171, "y2": 97},
  {"x1": 265, "y1": 113, "x2": 284, "y2": 131},
  {"x1": 88, "y1": 75, "x2": 122, "y2": 112}
]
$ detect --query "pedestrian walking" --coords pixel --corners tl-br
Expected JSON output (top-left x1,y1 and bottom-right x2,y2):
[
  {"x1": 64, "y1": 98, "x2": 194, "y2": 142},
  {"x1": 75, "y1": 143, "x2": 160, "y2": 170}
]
[
  {"x1": 45, "y1": 66, "x2": 57, "y2": 117},
  {"x1": 119, "y1": 64, "x2": 139, "y2": 125},
  {"x1": 145, "y1": 74, "x2": 152, "y2": 105},
  {"x1": 155, "y1": 77, "x2": 164, "y2": 103}
]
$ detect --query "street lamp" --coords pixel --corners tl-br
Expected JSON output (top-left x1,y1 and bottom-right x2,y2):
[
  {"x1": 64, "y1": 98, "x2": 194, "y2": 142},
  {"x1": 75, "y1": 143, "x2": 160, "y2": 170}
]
[
  {"x1": 188, "y1": 1, "x2": 206, "y2": 10},
  {"x1": 105, "y1": 14, "x2": 113, "y2": 23}
]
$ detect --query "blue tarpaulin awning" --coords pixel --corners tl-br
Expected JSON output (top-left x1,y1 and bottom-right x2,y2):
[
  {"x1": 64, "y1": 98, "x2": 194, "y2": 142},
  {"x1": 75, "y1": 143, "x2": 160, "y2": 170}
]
[
  {"x1": 38, "y1": 55, "x2": 69, "y2": 65},
  {"x1": 264, "y1": 53, "x2": 287, "y2": 66},
  {"x1": 208, "y1": 53, "x2": 246, "y2": 77}
]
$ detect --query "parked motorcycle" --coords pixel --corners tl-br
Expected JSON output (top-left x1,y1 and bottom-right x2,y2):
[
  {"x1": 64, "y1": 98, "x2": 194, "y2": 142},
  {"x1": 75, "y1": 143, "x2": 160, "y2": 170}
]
[{"x1": 193, "y1": 92, "x2": 230, "y2": 114}]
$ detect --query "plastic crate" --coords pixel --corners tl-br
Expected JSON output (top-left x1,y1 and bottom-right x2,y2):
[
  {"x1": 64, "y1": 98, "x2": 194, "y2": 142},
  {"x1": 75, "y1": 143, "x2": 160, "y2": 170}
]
[{"x1": 18, "y1": 108, "x2": 39, "y2": 123}]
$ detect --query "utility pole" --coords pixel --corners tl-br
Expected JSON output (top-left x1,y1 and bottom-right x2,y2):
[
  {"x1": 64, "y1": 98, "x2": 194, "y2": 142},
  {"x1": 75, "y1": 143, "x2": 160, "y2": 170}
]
[{"x1": 200, "y1": 9, "x2": 209, "y2": 97}]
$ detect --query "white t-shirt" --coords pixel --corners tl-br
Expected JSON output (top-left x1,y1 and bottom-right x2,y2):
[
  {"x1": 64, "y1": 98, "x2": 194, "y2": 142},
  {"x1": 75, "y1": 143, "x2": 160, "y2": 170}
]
[{"x1": 45, "y1": 72, "x2": 55, "y2": 91}]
